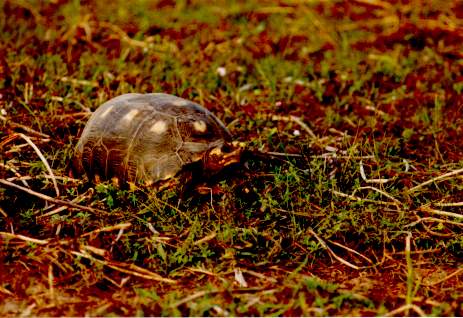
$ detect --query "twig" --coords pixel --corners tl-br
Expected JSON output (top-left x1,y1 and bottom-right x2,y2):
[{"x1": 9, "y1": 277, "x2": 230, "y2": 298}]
[
  {"x1": 0, "y1": 231, "x2": 49, "y2": 245},
  {"x1": 408, "y1": 167, "x2": 463, "y2": 193},
  {"x1": 0, "y1": 179, "x2": 108, "y2": 215},
  {"x1": 308, "y1": 228, "x2": 360, "y2": 270},
  {"x1": 18, "y1": 133, "x2": 59, "y2": 197}
]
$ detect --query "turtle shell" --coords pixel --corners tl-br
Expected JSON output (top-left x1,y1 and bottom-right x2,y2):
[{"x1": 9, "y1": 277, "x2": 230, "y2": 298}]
[{"x1": 74, "y1": 93, "x2": 232, "y2": 184}]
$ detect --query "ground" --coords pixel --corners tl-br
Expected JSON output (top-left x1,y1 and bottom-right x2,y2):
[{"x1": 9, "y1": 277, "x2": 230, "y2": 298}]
[{"x1": 0, "y1": 0, "x2": 462, "y2": 316}]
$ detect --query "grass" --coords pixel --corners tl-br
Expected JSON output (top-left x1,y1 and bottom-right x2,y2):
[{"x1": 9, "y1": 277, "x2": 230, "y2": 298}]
[{"x1": 1, "y1": 0, "x2": 463, "y2": 316}]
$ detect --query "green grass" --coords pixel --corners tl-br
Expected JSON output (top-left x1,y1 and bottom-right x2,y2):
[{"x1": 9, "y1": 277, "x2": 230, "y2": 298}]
[{"x1": 1, "y1": 0, "x2": 463, "y2": 316}]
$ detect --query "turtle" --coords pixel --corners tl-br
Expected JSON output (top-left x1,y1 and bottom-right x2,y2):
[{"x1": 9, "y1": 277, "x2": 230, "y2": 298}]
[{"x1": 73, "y1": 93, "x2": 240, "y2": 186}]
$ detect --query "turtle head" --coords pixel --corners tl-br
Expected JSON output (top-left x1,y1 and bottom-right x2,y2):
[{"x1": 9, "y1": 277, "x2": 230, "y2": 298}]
[{"x1": 202, "y1": 141, "x2": 243, "y2": 175}]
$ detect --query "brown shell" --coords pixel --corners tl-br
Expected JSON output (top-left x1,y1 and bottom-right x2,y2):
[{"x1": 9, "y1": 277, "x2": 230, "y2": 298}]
[{"x1": 74, "y1": 93, "x2": 232, "y2": 183}]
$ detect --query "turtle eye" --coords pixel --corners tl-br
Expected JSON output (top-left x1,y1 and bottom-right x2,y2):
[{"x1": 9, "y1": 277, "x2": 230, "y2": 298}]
[{"x1": 220, "y1": 142, "x2": 234, "y2": 154}]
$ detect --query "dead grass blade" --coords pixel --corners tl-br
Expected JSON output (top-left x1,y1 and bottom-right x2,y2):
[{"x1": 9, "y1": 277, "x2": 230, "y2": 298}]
[
  {"x1": 6, "y1": 174, "x2": 80, "y2": 184},
  {"x1": 0, "y1": 207, "x2": 7, "y2": 218},
  {"x1": 0, "y1": 162, "x2": 30, "y2": 188},
  {"x1": 0, "y1": 232, "x2": 50, "y2": 245},
  {"x1": 405, "y1": 216, "x2": 463, "y2": 228},
  {"x1": 408, "y1": 167, "x2": 463, "y2": 193},
  {"x1": 81, "y1": 223, "x2": 132, "y2": 237},
  {"x1": 17, "y1": 133, "x2": 59, "y2": 197},
  {"x1": 327, "y1": 239, "x2": 374, "y2": 265},
  {"x1": 260, "y1": 151, "x2": 303, "y2": 158},
  {"x1": 271, "y1": 114, "x2": 317, "y2": 139},
  {"x1": 0, "y1": 286, "x2": 14, "y2": 296},
  {"x1": 308, "y1": 228, "x2": 360, "y2": 270},
  {"x1": 193, "y1": 231, "x2": 216, "y2": 246},
  {"x1": 331, "y1": 189, "x2": 400, "y2": 207},
  {"x1": 405, "y1": 232, "x2": 414, "y2": 314},
  {"x1": 434, "y1": 201, "x2": 463, "y2": 207},
  {"x1": 169, "y1": 289, "x2": 221, "y2": 308},
  {"x1": 422, "y1": 267, "x2": 463, "y2": 286},
  {"x1": 384, "y1": 303, "x2": 426, "y2": 317},
  {"x1": 37, "y1": 195, "x2": 86, "y2": 218},
  {"x1": 352, "y1": 0, "x2": 393, "y2": 9},
  {"x1": 60, "y1": 76, "x2": 98, "y2": 88},
  {"x1": 353, "y1": 186, "x2": 401, "y2": 206},
  {"x1": 241, "y1": 269, "x2": 278, "y2": 283},
  {"x1": 48, "y1": 264, "x2": 55, "y2": 302},
  {"x1": 98, "y1": 21, "x2": 178, "y2": 53},
  {"x1": 71, "y1": 249, "x2": 176, "y2": 284},
  {"x1": 418, "y1": 205, "x2": 463, "y2": 220},
  {"x1": 0, "y1": 179, "x2": 108, "y2": 215},
  {"x1": 0, "y1": 115, "x2": 50, "y2": 138},
  {"x1": 359, "y1": 161, "x2": 391, "y2": 184}
]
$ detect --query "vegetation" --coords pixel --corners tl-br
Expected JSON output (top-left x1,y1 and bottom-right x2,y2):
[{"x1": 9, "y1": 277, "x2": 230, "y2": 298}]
[{"x1": 1, "y1": 0, "x2": 462, "y2": 316}]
